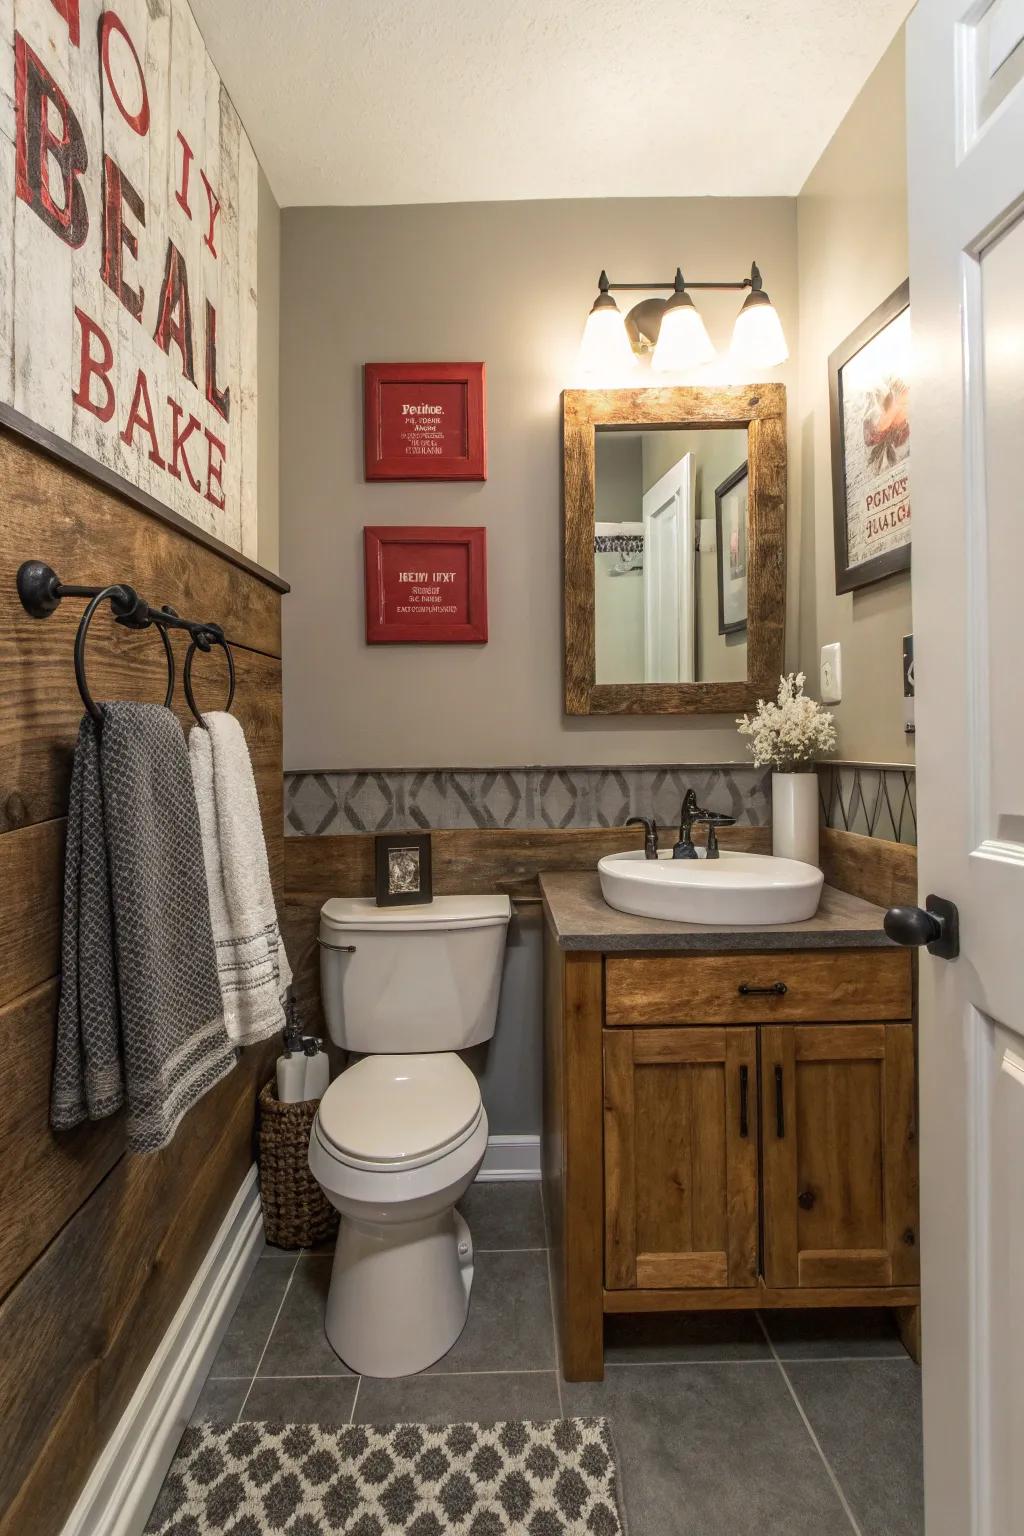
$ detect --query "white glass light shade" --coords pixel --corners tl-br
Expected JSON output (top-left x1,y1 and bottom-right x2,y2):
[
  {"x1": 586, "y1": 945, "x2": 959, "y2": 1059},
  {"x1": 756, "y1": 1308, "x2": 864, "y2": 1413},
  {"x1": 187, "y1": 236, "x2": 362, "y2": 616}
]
[
  {"x1": 730, "y1": 291, "x2": 789, "y2": 368},
  {"x1": 578, "y1": 301, "x2": 637, "y2": 376},
  {"x1": 651, "y1": 297, "x2": 716, "y2": 371}
]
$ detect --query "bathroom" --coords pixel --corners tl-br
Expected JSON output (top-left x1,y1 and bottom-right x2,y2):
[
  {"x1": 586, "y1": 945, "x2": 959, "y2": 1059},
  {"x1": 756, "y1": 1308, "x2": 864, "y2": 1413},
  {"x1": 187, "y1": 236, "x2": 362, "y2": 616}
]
[{"x1": 2, "y1": 1, "x2": 1021, "y2": 1532}]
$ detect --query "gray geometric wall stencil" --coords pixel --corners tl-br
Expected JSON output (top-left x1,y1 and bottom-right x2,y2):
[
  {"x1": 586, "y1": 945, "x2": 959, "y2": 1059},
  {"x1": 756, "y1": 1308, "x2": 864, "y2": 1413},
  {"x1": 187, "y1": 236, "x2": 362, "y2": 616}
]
[{"x1": 284, "y1": 764, "x2": 773, "y2": 837}]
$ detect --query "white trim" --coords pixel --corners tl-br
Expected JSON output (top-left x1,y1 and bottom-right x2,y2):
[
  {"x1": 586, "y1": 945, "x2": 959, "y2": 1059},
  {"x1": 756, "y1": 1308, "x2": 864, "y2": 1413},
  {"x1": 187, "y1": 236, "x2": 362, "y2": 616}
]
[
  {"x1": 60, "y1": 1167, "x2": 264, "y2": 1536},
  {"x1": 475, "y1": 1133, "x2": 541, "y2": 1181}
]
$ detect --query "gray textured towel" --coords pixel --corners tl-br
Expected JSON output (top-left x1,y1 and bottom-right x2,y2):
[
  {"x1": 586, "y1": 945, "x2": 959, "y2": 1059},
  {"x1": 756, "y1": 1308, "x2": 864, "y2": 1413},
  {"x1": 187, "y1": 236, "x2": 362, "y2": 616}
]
[{"x1": 51, "y1": 702, "x2": 237, "y2": 1153}]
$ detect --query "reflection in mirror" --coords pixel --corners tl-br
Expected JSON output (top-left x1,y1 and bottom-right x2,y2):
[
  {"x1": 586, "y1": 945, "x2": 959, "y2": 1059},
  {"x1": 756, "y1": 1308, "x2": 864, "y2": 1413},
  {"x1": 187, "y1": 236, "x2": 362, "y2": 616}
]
[{"x1": 594, "y1": 427, "x2": 748, "y2": 685}]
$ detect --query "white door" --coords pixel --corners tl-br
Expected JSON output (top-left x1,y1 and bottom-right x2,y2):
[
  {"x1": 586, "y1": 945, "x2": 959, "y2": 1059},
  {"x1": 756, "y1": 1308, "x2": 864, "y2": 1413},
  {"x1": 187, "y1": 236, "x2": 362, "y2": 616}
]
[
  {"x1": 907, "y1": 3, "x2": 1024, "y2": 1531},
  {"x1": 642, "y1": 453, "x2": 695, "y2": 683}
]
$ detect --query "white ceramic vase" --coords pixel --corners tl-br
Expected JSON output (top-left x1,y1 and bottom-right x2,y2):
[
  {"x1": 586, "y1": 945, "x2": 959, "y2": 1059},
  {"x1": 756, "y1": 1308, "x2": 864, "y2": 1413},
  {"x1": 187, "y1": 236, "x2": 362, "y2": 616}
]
[{"x1": 772, "y1": 771, "x2": 820, "y2": 866}]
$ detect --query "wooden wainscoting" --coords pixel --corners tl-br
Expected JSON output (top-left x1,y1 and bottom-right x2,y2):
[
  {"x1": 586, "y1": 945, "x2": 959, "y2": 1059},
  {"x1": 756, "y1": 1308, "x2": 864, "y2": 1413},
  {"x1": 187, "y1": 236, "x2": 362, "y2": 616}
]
[
  {"x1": 0, "y1": 426, "x2": 288, "y2": 1535},
  {"x1": 282, "y1": 823, "x2": 771, "y2": 1032},
  {"x1": 818, "y1": 826, "x2": 916, "y2": 908}
]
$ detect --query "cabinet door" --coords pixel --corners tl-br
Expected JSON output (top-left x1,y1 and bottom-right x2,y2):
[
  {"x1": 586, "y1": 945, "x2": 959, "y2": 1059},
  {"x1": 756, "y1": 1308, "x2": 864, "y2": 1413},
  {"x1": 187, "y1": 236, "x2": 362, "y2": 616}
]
[
  {"x1": 761, "y1": 1023, "x2": 919, "y2": 1288},
  {"x1": 603, "y1": 1027, "x2": 758, "y2": 1289}
]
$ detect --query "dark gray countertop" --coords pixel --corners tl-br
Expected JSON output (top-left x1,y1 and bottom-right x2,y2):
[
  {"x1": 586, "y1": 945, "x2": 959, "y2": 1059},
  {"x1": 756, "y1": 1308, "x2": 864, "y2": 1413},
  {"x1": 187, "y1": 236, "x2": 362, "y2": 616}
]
[{"x1": 539, "y1": 871, "x2": 895, "y2": 952}]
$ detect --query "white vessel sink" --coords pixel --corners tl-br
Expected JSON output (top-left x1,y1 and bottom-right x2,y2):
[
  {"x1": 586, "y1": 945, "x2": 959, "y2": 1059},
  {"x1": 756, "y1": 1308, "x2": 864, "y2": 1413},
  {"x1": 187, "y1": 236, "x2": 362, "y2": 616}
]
[{"x1": 598, "y1": 849, "x2": 824, "y2": 926}]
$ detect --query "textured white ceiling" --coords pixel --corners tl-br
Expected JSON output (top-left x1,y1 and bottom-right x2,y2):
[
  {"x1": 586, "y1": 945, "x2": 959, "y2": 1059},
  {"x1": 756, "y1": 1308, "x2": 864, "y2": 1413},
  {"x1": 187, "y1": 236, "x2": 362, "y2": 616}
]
[{"x1": 188, "y1": 0, "x2": 913, "y2": 207}]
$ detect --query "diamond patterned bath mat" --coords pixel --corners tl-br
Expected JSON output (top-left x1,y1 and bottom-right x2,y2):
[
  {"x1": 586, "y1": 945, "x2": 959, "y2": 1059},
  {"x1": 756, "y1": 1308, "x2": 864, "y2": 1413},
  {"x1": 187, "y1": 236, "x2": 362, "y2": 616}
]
[{"x1": 146, "y1": 1417, "x2": 624, "y2": 1535}]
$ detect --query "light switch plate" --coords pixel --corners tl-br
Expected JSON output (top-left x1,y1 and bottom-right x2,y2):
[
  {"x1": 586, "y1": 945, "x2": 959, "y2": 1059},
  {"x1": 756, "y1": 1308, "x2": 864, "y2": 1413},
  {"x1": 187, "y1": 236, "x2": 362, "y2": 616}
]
[{"x1": 820, "y1": 642, "x2": 842, "y2": 703}]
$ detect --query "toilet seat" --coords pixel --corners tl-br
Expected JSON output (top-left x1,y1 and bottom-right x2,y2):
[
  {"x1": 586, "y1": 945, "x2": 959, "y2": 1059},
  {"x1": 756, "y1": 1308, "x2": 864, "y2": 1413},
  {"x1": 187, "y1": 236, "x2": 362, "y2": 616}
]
[{"x1": 315, "y1": 1052, "x2": 483, "y2": 1172}]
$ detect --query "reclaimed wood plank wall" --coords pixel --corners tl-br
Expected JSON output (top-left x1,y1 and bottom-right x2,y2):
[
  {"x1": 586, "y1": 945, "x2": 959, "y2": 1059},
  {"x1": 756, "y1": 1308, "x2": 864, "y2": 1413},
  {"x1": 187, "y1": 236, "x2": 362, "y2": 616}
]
[{"x1": 0, "y1": 426, "x2": 286, "y2": 1534}]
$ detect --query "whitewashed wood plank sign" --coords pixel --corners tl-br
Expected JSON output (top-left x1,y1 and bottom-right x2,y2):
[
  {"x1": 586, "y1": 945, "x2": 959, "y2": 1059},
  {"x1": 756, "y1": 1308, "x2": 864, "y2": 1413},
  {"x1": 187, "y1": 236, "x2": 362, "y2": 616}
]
[{"x1": 0, "y1": 0, "x2": 259, "y2": 557}]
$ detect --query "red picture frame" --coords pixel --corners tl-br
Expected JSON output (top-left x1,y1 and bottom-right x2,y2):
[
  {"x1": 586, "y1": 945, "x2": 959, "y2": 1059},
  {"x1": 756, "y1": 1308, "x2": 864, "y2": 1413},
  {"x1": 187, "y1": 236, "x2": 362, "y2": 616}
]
[
  {"x1": 364, "y1": 526, "x2": 488, "y2": 644},
  {"x1": 363, "y1": 363, "x2": 487, "y2": 481}
]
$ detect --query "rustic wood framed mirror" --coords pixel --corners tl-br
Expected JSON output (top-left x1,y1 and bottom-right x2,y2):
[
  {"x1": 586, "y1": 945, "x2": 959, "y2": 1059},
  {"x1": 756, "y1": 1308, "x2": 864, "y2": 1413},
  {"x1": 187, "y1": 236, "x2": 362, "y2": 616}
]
[{"x1": 563, "y1": 385, "x2": 786, "y2": 714}]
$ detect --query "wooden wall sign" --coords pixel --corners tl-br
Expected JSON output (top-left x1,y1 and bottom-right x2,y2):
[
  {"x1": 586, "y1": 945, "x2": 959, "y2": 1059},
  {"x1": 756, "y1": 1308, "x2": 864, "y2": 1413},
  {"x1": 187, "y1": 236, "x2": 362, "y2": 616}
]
[
  {"x1": 364, "y1": 526, "x2": 488, "y2": 643},
  {"x1": 0, "y1": 0, "x2": 260, "y2": 556},
  {"x1": 364, "y1": 363, "x2": 486, "y2": 480}
]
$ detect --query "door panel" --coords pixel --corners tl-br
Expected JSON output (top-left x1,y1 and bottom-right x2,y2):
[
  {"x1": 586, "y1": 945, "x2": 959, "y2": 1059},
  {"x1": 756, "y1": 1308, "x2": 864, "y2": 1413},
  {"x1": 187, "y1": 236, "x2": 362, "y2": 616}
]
[
  {"x1": 603, "y1": 1026, "x2": 757, "y2": 1289},
  {"x1": 761, "y1": 1024, "x2": 918, "y2": 1289},
  {"x1": 908, "y1": 2, "x2": 1024, "y2": 1524},
  {"x1": 642, "y1": 452, "x2": 695, "y2": 683}
]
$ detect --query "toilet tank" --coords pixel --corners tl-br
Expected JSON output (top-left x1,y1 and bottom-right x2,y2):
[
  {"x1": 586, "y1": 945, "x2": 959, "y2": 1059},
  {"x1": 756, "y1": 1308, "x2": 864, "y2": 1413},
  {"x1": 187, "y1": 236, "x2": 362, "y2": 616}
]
[{"x1": 319, "y1": 895, "x2": 511, "y2": 1052}]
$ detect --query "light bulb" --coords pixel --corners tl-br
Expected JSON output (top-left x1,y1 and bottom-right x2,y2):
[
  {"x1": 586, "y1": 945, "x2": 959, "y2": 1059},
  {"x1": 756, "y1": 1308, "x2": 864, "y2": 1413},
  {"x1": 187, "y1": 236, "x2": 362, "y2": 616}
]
[
  {"x1": 731, "y1": 289, "x2": 789, "y2": 368},
  {"x1": 651, "y1": 293, "x2": 716, "y2": 372},
  {"x1": 578, "y1": 296, "x2": 637, "y2": 377}
]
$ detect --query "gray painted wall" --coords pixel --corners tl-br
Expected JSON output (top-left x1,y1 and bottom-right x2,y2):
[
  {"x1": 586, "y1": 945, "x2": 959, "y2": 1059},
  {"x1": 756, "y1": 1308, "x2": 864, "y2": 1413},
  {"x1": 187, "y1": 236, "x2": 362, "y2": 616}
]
[
  {"x1": 796, "y1": 31, "x2": 913, "y2": 762},
  {"x1": 278, "y1": 196, "x2": 800, "y2": 771}
]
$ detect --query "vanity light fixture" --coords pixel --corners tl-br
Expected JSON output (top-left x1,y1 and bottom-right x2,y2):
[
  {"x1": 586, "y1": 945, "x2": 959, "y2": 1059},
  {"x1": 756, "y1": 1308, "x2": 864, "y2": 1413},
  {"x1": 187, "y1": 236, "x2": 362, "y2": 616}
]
[
  {"x1": 652, "y1": 274, "x2": 716, "y2": 372},
  {"x1": 578, "y1": 273, "x2": 638, "y2": 375},
  {"x1": 578, "y1": 262, "x2": 788, "y2": 375}
]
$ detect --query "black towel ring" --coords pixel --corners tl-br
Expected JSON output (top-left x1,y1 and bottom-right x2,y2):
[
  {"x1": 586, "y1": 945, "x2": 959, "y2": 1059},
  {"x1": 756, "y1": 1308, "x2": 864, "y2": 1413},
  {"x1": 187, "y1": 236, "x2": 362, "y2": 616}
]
[
  {"x1": 74, "y1": 584, "x2": 175, "y2": 723},
  {"x1": 183, "y1": 628, "x2": 236, "y2": 727}
]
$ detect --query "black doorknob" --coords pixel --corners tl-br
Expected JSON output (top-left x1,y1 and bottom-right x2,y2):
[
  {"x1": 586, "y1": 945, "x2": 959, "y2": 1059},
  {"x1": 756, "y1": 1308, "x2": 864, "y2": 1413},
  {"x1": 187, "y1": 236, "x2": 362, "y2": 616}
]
[
  {"x1": 884, "y1": 906, "x2": 941, "y2": 946},
  {"x1": 884, "y1": 895, "x2": 959, "y2": 960}
]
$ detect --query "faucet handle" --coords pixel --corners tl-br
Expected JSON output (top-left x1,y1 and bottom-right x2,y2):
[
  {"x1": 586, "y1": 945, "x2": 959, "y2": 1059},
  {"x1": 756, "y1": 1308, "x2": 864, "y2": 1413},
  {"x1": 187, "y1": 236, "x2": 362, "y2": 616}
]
[
  {"x1": 625, "y1": 816, "x2": 659, "y2": 860},
  {"x1": 693, "y1": 810, "x2": 737, "y2": 859}
]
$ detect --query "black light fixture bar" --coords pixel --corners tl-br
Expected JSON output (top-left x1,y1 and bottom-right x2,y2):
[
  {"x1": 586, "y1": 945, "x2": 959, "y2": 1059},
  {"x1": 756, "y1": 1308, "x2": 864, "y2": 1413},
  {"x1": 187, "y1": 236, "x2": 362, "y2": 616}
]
[{"x1": 597, "y1": 262, "x2": 764, "y2": 294}]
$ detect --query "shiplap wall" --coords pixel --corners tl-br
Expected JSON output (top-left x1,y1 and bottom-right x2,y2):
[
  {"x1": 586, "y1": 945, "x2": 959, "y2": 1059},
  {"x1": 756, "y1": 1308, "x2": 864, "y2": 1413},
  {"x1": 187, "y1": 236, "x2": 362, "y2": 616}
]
[{"x1": 0, "y1": 426, "x2": 285, "y2": 1534}]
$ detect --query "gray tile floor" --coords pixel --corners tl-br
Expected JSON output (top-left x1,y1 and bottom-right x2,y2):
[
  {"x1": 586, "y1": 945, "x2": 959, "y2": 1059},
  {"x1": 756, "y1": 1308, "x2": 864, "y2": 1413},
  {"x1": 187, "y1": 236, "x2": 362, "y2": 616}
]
[{"x1": 188, "y1": 1182, "x2": 923, "y2": 1536}]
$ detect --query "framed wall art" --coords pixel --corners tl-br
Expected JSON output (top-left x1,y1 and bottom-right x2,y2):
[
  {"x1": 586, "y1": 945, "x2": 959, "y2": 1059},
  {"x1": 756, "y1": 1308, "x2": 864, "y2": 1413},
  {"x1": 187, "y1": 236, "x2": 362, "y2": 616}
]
[
  {"x1": 714, "y1": 461, "x2": 749, "y2": 635},
  {"x1": 1, "y1": 0, "x2": 260, "y2": 555},
  {"x1": 374, "y1": 833, "x2": 433, "y2": 907},
  {"x1": 364, "y1": 362, "x2": 487, "y2": 481},
  {"x1": 364, "y1": 525, "x2": 488, "y2": 643},
  {"x1": 829, "y1": 280, "x2": 911, "y2": 594}
]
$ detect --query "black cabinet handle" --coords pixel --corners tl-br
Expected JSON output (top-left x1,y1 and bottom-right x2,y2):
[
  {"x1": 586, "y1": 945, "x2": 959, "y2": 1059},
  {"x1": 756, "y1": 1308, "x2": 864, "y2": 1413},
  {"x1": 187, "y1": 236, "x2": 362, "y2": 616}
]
[
  {"x1": 739, "y1": 1064, "x2": 749, "y2": 1138},
  {"x1": 739, "y1": 981, "x2": 788, "y2": 997},
  {"x1": 774, "y1": 1064, "x2": 785, "y2": 1138}
]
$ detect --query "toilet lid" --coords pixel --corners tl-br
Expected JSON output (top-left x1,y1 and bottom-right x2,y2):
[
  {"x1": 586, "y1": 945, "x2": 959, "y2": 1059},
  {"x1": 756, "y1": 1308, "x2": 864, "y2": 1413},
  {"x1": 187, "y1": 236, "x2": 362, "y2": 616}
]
[{"x1": 317, "y1": 1053, "x2": 482, "y2": 1165}]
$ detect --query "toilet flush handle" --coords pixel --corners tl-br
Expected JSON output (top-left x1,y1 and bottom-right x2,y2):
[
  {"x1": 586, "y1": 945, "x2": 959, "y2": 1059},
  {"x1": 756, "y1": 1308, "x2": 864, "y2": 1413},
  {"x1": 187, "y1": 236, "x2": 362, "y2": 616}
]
[{"x1": 316, "y1": 937, "x2": 357, "y2": 953}]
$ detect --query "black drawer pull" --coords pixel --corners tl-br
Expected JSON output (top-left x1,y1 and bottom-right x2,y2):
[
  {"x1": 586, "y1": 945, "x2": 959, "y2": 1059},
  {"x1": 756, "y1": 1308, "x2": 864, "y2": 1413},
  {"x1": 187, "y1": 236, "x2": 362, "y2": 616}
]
[
  {"x1": 738, "y1": 981, "x2": 788, "y2": 997},
  {"x1": 775, "y1": 1065, "x2": 785, "y2": 1138},
  {"x1": 739, "y1": 1064, "x2": 749, "y2": 1138}
]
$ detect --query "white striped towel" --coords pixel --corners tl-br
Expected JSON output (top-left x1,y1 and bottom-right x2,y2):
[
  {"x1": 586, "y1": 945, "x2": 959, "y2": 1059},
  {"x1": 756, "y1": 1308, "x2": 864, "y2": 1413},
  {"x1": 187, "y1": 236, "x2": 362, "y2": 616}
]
[{"x1": 189, "y1": 711, "x2": 291, "y2": 1047}]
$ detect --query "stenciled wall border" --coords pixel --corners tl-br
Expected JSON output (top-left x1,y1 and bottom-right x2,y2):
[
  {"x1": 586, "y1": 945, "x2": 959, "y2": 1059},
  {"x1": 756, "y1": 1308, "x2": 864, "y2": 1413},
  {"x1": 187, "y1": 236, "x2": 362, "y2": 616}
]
[
  {"x1": 818, "y1": 762, "x2": 916, "y2": 846},
  {"x1": 285, "y1": 761, "x2": 916, "y2": 845},
  {"x1": 284, "y1": 764, "x2": 771, "y2": 837}
]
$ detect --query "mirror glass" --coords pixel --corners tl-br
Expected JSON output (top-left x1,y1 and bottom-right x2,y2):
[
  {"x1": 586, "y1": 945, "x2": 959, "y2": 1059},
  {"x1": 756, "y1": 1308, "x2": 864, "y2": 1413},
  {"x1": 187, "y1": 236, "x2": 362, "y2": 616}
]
[{"x1": 594, "y1": 426, "x2": 749, "y2": 685}]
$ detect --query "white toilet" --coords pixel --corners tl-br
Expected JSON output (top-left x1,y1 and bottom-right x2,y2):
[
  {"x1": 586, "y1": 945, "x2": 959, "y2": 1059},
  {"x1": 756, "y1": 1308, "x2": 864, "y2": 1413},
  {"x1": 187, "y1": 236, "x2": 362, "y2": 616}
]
[{"x1": 307, "y1": 893, "x2": 511, "y2": 1377}]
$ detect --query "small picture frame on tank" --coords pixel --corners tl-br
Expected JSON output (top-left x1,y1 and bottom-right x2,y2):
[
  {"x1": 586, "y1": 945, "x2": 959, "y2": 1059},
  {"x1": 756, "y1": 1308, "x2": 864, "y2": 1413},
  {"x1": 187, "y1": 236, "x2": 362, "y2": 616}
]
[{"x1": 374, "y1": 833, "x2": 433, "y2": 907}]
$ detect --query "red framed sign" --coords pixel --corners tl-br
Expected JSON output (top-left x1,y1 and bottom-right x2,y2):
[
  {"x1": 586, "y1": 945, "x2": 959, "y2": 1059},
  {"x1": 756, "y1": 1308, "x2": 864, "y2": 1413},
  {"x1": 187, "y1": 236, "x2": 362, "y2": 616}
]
[
  {"x1": 364, "y1": 526, "x2": 488, "y2": 644},
  {"x1": 364, "y1": 363, "x2": 487, "y2": 481}
]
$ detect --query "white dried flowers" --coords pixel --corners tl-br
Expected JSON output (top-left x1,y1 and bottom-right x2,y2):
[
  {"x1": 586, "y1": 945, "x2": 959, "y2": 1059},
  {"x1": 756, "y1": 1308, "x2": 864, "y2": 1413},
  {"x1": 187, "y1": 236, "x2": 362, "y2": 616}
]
[{"x1": 737, "y1": 673, "x2": 837, "y2": 773}]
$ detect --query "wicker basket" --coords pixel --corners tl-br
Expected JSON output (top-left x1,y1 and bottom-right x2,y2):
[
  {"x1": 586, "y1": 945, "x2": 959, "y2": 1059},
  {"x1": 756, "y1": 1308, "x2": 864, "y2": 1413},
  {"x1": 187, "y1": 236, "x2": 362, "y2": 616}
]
[{"x1": 258, "y1": 1080, "x2": 339, "y2": 1250}]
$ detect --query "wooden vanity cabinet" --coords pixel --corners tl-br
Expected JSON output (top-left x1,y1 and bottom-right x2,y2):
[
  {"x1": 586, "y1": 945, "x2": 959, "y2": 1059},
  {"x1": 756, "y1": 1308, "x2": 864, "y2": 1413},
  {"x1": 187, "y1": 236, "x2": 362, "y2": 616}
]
[
  {"x1": 603, "y1": 1026, "x2": 759, "y2": 1291},
  {"x1": 760, "y1": 1022, "x2": 918, "y2": 1290},
  {"x1": 543, "y1": 935, "x2": 920, "y2": 1381}
]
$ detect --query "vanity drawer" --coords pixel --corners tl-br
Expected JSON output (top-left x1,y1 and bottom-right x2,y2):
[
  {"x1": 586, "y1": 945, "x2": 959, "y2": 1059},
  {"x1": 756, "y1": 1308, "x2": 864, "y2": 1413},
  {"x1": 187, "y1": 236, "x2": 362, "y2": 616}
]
[{"x1": 605, "y1": 949, "x2": 912, "y2": 1026}]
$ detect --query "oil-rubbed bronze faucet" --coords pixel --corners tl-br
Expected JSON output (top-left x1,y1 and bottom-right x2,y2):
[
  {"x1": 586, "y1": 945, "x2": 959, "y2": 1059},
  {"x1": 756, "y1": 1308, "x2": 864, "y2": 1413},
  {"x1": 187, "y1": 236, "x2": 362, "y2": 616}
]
[
  {"x1": 672, "y1": 790, "x2": 702, "y2": 859},
  {"x1": 625, "y1": 816, "x2": 659, "y2": 860},
  {"x1": 672, "y1": 789, "x2": 737, "y2": 860}
]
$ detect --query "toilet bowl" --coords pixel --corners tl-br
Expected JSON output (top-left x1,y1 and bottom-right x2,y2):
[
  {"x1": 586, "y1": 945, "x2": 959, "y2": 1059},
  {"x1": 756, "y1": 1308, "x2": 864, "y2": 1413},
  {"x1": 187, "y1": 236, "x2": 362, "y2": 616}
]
[
  {"x1": 308, "y1": 895, "x2": 510, "y2": 1377},
  {"x1": 310, "y1": 1053, "x2": 488, "y2": 1377}
]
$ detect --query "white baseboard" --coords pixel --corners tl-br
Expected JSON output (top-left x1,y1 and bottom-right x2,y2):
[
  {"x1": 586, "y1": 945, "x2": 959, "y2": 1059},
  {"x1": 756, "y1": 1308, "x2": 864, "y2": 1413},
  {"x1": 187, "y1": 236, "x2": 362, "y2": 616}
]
[
  {"x1": 476, "y1": 1133, "x2": 541, "y2": 1181},
  {"x1": 60, "y1": 1166, "x2": 264, "y2": 1536}
]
